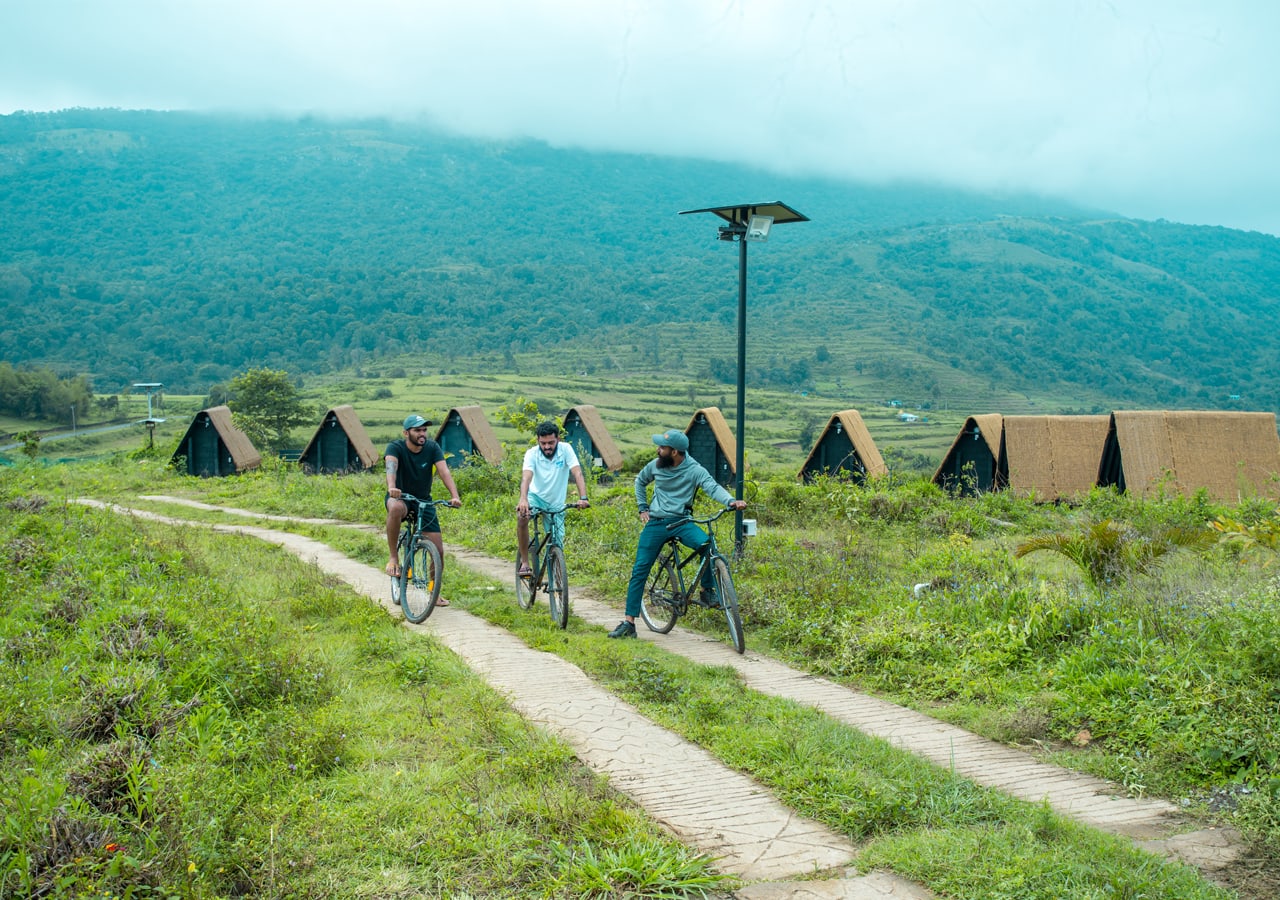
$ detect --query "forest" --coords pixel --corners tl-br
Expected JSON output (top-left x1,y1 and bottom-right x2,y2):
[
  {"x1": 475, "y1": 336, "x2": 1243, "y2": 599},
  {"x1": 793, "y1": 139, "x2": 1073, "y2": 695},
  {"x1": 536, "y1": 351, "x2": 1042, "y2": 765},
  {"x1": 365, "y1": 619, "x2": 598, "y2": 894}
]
[{"x1": 2, "y1": 108, "x2": 1279, "y2": 412}]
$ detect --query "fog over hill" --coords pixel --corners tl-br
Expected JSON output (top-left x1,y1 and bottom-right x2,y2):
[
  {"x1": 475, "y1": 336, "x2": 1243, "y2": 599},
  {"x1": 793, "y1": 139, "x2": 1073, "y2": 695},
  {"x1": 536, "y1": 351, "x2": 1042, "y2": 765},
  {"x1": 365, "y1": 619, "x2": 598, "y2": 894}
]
[{"x1": 2, "y1": 109, "x2": 1279, "y2": 414}]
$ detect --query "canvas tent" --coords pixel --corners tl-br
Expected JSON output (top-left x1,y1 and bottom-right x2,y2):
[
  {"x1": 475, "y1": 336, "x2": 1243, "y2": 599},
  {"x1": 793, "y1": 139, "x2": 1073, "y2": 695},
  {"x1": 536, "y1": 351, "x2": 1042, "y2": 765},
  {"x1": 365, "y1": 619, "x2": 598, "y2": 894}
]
[
  {"x1": 685, "y1": 407, "x2": 737, "y2": 489},
  {"x1": 933, "y1": 414, "x2": 1002, "y2": 496},
  {"x1": 1097, "y1": 410, "x2": 1280, "y2": 502},
  {"x1": 562, "y1": 405, "x2": 623, "y2": 472},
  {"x1": 299, "y1": 405, "x2": 378, "y2": 474},
  {"x1": 1000, "y1": 415, "x2": 1110, "y2": 501},
  {"x1": 436, "y1": 406, "x2": 503, "y2": 468},
  {"x1": 172, "y1": 406, "x2": 261, "y2": 477},
  {"x1": 798, "y1": 409, "x2": 886, "y2": 483}
]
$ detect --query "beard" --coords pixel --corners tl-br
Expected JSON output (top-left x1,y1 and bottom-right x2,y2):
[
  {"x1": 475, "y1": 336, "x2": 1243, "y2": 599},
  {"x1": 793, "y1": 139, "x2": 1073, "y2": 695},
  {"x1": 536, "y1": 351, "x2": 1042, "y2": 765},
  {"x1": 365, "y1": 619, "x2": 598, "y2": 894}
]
[
  {"x1": 657, "y1": 452, "x2": 675, "y2": 469},
  {"x1": 541, "y1": 445, "x2": 557, "y2": 459}
]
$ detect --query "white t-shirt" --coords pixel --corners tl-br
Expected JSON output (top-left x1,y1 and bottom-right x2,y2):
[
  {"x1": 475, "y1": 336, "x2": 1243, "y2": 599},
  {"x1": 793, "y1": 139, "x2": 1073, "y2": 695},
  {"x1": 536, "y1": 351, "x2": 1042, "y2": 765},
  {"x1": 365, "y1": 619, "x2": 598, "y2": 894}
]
[{"x1": 523, "y1": 441, "x2": 581, "y2": 502}]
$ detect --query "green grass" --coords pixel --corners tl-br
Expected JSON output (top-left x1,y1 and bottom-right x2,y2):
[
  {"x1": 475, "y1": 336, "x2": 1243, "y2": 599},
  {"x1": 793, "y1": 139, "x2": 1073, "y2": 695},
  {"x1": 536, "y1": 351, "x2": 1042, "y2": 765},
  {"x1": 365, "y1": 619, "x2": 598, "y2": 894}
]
[
  {"x1": 6, "y1": 451, "x2": 1280, "y2": 897},
  {"x1": 0, "y1": 489, "x2": 727, "y2": 898}
]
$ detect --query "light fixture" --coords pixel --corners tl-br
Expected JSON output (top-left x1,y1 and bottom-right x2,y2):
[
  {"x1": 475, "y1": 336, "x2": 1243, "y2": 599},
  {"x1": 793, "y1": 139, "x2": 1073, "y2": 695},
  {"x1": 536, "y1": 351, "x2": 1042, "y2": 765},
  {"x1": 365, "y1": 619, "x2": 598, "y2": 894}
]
[{"x1": 746, "y1": 215, "x2": 773, "y2": 242}]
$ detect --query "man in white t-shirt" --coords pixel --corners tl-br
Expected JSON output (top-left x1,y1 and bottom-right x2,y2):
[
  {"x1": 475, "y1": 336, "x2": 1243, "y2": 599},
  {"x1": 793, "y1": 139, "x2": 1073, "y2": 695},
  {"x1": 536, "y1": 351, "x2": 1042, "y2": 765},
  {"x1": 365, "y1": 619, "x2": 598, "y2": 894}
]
[{"x1": 517, "y1": 421, "x2": 590, "y2": 575}]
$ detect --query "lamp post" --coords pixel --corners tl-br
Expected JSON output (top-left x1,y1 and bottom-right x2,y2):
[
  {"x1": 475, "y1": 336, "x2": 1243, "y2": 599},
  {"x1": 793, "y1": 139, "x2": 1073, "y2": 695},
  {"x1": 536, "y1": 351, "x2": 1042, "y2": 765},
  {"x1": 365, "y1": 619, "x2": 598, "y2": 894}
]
[{"x1": 679, "y1": 202, "x2": 809, "y2": 553}]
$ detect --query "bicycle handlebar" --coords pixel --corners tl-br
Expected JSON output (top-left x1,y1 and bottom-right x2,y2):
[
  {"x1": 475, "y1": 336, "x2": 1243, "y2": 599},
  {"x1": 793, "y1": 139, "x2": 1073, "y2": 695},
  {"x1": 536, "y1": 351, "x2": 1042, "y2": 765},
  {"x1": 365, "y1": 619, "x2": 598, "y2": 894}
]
[
  {"x1": 663, "y1": 506, "x2": 735, "y2": 530},
  {"x1": 398, "y1": 493, "x2": 457, "y2": 508}
]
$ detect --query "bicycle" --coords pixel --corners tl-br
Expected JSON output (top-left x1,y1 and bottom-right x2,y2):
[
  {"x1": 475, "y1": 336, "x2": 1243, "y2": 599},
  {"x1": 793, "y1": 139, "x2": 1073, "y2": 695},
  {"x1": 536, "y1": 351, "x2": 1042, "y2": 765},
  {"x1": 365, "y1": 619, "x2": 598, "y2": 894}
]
[
  {"x1": 389, "y1": 493, "x2": 454, "y2": 623},
  {"x1": 515, "y1": 506, "x2": 577, "y2": 629},
  {"x1": 639, "y1": 507, "x2": 745, "y2": 654}
]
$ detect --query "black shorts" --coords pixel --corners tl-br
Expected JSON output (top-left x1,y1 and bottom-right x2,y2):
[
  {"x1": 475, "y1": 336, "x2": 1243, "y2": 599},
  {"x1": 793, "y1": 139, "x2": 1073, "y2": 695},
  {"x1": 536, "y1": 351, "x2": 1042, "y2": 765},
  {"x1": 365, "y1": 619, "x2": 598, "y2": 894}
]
[{"x1": 386, "y1": 495, "x2": 441, "y2": 534}]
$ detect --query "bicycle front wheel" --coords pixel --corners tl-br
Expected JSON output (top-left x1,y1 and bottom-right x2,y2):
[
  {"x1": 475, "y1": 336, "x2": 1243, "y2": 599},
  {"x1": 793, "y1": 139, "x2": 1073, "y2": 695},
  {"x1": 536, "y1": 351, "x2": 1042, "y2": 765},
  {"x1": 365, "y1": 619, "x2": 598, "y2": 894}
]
[
  {"x1": 546, "y1": 545, "x2": 569, "y2": 629},
  {"x1": 403, "y1": 540, "x2": 443, "y2": 623},
  {"x1": 713, "y1": 556, "x2": 744, "y2": 654},
  {"x1": 640, "y1": 550, "x2": 680, "y2": 634},
  {"x1": 391, "y1": 531, "x2": 412, "y2": 610},
  {"x1": 514, "y1": 550, "x2": 536, "y2": 609}
]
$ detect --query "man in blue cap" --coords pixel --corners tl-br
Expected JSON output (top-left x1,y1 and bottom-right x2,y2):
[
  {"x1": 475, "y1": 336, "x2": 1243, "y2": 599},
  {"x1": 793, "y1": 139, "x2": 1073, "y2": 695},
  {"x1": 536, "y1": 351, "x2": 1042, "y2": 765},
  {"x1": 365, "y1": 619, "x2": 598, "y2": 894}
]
[
  {"x1": 385, "y1": 414, "x2": 462, "y2": 604},
  {"x1": 608, "y1": 428, "x2": 746, "y2": 639}
]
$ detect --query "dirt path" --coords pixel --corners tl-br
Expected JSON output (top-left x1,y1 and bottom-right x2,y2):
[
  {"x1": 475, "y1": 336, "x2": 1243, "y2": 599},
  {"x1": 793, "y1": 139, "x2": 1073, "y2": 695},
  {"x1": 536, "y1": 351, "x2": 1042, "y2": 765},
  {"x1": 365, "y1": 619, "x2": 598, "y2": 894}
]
[{"x1": 100, "y1": 497, "x2": 1257, "y2": 894}]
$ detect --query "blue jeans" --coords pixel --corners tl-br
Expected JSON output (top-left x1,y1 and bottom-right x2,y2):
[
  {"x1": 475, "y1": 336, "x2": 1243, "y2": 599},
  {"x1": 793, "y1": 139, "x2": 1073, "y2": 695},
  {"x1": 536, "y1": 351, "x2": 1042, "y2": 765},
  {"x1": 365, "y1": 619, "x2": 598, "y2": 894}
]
[{"x1": 625, "y1": 517, "x2": 713, "y2": 618}]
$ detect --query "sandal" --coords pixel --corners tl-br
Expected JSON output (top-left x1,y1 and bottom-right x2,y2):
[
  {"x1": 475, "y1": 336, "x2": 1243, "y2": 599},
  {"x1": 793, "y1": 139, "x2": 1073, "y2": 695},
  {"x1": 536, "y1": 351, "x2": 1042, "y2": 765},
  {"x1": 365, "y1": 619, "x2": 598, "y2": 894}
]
[
  {"x1": 436, "y1": 597, "x2": 450, "y2": 607},
  {"x1": 385, "y1": 562, "x2": 401, "y2": 578},
  {"x1": 517, "y1": 564, "x2": 533, "y2": 577}
]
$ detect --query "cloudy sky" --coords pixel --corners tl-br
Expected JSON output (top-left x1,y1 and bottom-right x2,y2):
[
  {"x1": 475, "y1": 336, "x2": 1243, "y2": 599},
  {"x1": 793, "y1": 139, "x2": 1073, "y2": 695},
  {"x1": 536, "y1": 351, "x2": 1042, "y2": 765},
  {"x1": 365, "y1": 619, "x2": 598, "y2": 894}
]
[{"x1": 3, "y1": 1, "x2": 1277, "y2": 234}]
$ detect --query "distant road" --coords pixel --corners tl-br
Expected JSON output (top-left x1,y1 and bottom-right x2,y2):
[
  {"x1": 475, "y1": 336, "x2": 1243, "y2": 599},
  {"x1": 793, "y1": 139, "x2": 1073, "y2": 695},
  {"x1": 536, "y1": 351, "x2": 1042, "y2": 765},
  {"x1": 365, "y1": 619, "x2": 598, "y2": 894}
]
[{"x1": 0, "y1": 420, "x2": 144, "y2": 452}]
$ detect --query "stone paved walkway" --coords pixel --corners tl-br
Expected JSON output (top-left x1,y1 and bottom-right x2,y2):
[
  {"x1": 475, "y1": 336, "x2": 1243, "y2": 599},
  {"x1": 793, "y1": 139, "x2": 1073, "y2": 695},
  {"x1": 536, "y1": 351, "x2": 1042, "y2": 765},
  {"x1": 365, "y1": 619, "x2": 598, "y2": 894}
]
[{"x1": 104, "y1": 497, "x2": 1250, "y2": 891}]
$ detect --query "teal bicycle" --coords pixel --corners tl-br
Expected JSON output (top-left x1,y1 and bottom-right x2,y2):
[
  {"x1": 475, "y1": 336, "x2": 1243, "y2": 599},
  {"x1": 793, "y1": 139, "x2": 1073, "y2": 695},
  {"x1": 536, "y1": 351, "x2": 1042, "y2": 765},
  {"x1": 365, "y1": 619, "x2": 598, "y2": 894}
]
[{"x1": 516, "y1": 506, "x2": 576, "y2": 629}]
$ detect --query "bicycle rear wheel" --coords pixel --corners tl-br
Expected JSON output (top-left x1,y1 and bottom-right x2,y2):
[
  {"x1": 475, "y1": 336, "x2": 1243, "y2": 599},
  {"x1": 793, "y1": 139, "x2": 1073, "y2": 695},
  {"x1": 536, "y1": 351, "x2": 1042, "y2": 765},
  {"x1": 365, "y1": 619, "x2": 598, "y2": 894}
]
[
  {"x1": 514, "y1": 549, "x2": 536, "y2": 609},
  {"x1": 713, "y1": 556, "x2": 744, "y2": 654},
  {"x1": 546, "y1": 545, "x2": 569, "y2": 629},
  {"x1": 640, "y1": 550, "x2": 680, "y2": 634},
  {"x1": 403, "y1": 540, "x2": 443, "y2": 623}
]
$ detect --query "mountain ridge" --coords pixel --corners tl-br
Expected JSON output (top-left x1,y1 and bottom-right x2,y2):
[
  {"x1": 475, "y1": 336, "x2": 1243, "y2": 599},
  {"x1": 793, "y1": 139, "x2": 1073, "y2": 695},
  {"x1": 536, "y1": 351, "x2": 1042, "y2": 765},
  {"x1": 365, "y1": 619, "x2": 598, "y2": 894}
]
[{"x1": 2, "y1": 109, "x2": 1278, "y2": 415}]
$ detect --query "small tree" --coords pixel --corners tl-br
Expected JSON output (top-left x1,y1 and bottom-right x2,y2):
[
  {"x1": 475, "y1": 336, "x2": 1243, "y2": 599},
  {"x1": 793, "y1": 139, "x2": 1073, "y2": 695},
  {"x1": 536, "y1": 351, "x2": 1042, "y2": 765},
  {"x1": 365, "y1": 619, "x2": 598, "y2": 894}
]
[
  {"x1": 14, "y1": 430, "x2": 40, "y2": 460},
  {"x1": 227, "y1": 368, "x2": 314, "y2": 452}
]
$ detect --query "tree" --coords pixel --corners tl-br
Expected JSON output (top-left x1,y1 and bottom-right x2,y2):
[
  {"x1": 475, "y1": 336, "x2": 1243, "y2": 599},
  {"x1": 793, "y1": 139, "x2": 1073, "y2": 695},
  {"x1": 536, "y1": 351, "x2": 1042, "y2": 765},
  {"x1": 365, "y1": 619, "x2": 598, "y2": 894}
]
[{"x1": 227, "y1": 368, "x2": 314, "y2": 452}]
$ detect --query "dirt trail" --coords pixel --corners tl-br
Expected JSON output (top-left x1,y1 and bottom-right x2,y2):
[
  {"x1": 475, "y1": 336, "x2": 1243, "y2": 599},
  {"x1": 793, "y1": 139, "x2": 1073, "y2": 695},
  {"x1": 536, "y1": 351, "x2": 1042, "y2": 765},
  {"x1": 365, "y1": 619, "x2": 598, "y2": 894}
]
[{"x1": 93, "y1": 497, "x2": 1261, "y2": 895}]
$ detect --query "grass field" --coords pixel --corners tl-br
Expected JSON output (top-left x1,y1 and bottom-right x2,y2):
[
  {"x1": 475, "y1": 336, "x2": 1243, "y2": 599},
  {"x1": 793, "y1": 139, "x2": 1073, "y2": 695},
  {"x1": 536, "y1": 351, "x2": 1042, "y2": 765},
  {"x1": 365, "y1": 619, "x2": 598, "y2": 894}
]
[{"x1": 2, "y1": 357, "x2": 1100, "y2": 476}]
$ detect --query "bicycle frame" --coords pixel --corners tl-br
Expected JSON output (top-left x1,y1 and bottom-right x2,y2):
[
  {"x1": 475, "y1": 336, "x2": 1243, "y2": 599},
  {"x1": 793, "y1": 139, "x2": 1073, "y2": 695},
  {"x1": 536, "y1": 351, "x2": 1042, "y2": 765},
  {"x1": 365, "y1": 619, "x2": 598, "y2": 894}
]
[
  {"x1": 659, "y1": 507, "x2": 730, "y2": 604},
  {"x1": 526, "y1": 507, "x2": 567, "y2": 583}
]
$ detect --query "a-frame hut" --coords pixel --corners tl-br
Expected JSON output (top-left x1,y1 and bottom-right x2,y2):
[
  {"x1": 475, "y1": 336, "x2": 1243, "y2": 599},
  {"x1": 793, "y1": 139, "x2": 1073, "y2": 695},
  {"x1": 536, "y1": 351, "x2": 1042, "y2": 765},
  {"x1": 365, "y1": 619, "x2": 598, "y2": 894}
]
[
  {"x1": 1000, "y1": 415, "x2": 1110, "y2": 501},
  {"x1": 798, "y1": 409, "x2": 886, "y2": 483},
  {"x1": 685, "y1": 407, "x2": 737, "y2": 490},
  {"x1": 562, "y1": 405, "x2": 623, "y2": 472},
  {"x1": 933, "y1": 414, "x2": 1003, "y2": 496},
  {"x1": 435, "y1": 406, "x2": 503, "y2": 468},
  {"x1": 172, "y1": 406, "x2": 261, "y2": 477},
  {"x1": 1097, "y1": 410, "x2": 1280, "y2": 502},
  {"x1": 299, "y1": 405, "x2": 378, "y2": 474}
]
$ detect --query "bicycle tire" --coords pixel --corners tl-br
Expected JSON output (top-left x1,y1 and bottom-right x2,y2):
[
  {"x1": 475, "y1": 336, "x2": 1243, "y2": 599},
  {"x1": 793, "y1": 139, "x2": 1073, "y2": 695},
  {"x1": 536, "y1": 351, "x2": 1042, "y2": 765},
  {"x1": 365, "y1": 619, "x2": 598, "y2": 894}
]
[
  {"x1": 546, "y1": 545, "x2": 569, "y2": 629},
  {"x1": 514, "y1": 549, "x2": 536, "y2": 610},
  {"x1": 713, "y1": 556, "x2": 745, "y2": 654},
  {"x1": 391, "y1": 531, "x2": 412, "y2": 610},
  {"x1": 403, "y1": 540, "x2": 443, "y2": 623},
  {"x1": 640, "y1": 549, "x2": 680, "y2": 634}
]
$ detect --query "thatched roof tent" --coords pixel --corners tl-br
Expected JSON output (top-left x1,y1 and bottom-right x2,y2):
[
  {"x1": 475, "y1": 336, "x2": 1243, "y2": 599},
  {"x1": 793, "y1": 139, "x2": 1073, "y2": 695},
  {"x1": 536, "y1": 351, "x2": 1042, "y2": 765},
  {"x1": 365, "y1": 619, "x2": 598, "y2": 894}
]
[
  {"x1": 798, "y1": 409, "x2": 887, "y2": 483},
  {"x1": 685, "y1": 407, "x2": 738, "y2": 489},
  {"x1": 436, "y1": 405, "x2": 503, "y2": 467},
  {"x1": 1000, "y1": 415, "x2": 1110, "y2": 500},
  {"x1": 563, "y1": 405, "x2": 623, "y2": 472},
  {"x1": 299, "y1": 405, "x2": 378, "y2": 474},
  {"x1": 933, "y1": 414, "x2": 1003, "y2": 496},
  {"x1": 172, "y1": 406, "x2": 261, "y2": 477},
  {"x1": 1098, "y1": 410, "x2": 1280, "y2": 502}
]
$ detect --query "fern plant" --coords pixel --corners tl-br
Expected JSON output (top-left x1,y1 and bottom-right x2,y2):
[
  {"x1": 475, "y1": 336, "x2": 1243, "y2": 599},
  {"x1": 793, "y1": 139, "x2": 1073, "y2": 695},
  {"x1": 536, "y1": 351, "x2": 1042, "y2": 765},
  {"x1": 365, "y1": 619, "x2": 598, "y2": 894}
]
[{"x1": 1014, "y1": 518, "x2": 1212, "y2": 592}]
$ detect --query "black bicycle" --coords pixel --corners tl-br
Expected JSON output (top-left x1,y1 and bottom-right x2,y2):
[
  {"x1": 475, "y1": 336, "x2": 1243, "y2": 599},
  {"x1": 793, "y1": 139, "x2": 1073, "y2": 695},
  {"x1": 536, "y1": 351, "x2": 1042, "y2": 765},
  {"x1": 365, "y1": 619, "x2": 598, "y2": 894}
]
[
  {"x1": 640, "y1": 507, "x2": 745, "y2": 654},
  {"x1": 390, "y1": 493, "x2": 453, "y2": 623},
  {"x1": 516, "y1": 506, "x2": 575, "y2": 629}
]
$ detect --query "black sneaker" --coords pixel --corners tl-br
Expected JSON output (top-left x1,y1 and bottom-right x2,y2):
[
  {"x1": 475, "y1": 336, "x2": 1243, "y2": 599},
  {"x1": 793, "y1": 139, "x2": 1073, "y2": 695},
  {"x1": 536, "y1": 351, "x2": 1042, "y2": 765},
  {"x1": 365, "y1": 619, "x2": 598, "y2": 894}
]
[
  {"x1": 607, "y1": 620, "x2": 637, "y2": 639},
  {"x1": 697, "y1": 588, "x2": 719, "y2": 608}
]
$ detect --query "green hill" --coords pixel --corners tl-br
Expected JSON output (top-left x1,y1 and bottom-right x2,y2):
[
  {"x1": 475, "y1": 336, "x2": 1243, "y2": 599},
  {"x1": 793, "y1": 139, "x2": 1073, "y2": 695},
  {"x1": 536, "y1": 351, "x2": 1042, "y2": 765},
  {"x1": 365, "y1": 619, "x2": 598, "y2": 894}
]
[{"x1": 2, "y1": 108, "x2": 1279, "y2": 416}]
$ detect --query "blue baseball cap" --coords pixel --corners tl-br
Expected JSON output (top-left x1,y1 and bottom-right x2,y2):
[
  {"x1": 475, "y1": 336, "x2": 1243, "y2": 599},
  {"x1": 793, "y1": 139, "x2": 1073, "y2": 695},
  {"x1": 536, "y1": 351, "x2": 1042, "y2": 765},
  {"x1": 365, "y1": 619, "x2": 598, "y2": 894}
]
[
  {"x1": 403, "y1": 414, "x2": 432, "y2": 429},
  {"x1": 652, "y1": 428, "x2": 689, "y2": 452}
]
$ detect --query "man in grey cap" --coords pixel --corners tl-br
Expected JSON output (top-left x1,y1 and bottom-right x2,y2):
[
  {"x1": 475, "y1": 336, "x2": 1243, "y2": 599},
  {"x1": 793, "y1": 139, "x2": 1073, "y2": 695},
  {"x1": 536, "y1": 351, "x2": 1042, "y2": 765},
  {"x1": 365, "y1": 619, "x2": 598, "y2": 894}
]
[
  {"x1": 385, "y1": 414, "x2": 462, "y2": 603},
  {"x1": 608, "y1": 428, "x2": 746, "y2": 639}
]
